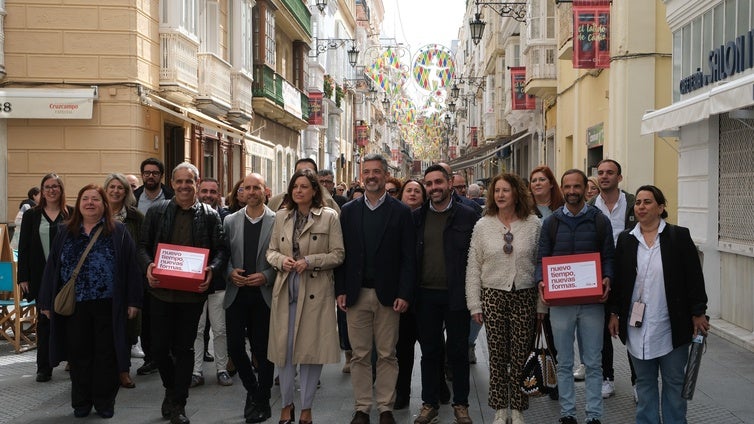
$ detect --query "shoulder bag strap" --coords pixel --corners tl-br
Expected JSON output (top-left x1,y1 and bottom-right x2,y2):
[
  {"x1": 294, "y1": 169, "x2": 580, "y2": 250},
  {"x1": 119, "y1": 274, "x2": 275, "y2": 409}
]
[{"x1": 67, "y1": 226, "x2": 103, "y2": 285}]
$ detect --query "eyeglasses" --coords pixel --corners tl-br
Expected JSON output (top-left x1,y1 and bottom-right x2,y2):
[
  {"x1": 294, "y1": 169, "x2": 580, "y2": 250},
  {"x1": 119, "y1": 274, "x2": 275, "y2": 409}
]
[
  {"x1": 387, "y1": 188, "x2": 398, "y2": 195},
  {"x1": 43, "y1": 184, "x2": 61, "y2": 191},
  {"x1": 319, "y1": 179, "x2": 334, "y2": 185},
  {"x1": 142, "y1": 170, "x2": 161, "y2": 177},
  {"x1": 503, "y1": 231, "x2": 514, "y2": 254},
  {"x1": 453, "y1": 185, "x2": 467, "y2": 190}
]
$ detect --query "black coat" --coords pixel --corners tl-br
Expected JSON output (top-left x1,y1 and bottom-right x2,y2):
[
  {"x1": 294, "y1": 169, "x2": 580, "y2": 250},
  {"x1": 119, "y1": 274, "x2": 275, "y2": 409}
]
[
  {"x1": 412, "y1": 200, "x2": 477, "y2": 311},
  {"x1": 16, "y1": 206, "x2": 74, "y2": 301},
  {"x1": 335, "y1": 195, "x2": 416, "y2": 307},
  {"x1": 609, "y1": 223, "x2": 708, "y2": 350}
]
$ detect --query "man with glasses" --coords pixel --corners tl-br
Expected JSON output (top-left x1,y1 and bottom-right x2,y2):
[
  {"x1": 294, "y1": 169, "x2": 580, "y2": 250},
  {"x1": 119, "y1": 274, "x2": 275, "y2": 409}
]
[
  {"x1": 412, "y1": 164, "x2": 477, "y2": 424},
  {"x1": 135, "y1": 158, "x2": 175, "y2": 215},
  {"x1": 318, "y1": 169, "x2": 347, "y2": 208},
  {"x1": 534, "y1": 169, "x2": 615, "y2": 424}
]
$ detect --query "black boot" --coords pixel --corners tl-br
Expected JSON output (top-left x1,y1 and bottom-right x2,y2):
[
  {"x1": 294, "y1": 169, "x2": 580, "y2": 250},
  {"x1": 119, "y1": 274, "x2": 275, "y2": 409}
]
[
  {"x1": 161, "y1": 391, "x2": 173, "y2": 419},
  {"x1": 170, "y1": 404, "x2": 190, "y2": 424}
]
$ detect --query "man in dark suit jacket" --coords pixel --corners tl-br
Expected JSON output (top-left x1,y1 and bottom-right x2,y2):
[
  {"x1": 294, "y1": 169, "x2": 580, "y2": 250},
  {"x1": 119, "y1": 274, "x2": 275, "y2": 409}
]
[
  {"x1": 335, "y1": 154, "x2": 416, "y2": 424},
  {"x1": 223, "y1": 173, "x2": 277, "y2": 423}
]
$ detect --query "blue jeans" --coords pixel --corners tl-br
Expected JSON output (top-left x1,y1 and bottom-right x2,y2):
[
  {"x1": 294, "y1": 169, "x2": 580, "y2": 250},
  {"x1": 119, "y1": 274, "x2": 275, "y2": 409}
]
[
  {"x1": 630, "y1": 344, "x2": 690, "y2": 424},
  {"x1": 550, "y1": 304, "x2": 604, "y2": 420}
]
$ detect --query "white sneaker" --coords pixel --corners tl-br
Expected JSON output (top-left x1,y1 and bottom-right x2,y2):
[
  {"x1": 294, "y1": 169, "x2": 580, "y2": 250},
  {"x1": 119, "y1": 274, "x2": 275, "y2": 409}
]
[
  {"x1": 511, "y1": 409, "x2": 525, "y2": 424},
  {"x1": 573, "y1": 364, "x2": 586, "y2": 381},
  {"x1": 130, "y1": 344, "x2": 145, "y2": 359},
  {"x1": 633, "y1": 384, "x2": 638, "y2": 404},
  {"x1": 492, "y1": 409, "x2": 508, "y2": 424},
  {"x1": 601, "y1": 379, "x2": 615, "y2": 398}
]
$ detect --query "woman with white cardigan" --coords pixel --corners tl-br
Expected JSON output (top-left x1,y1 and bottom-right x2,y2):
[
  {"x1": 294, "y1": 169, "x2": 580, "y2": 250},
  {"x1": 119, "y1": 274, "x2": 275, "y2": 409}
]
[{"x1": 466, "y1": 173, "x2": 544, "y2": 424}]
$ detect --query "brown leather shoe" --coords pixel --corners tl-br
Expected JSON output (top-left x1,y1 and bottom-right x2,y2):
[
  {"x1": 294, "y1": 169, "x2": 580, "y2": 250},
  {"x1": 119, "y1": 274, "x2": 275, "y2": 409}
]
[
  {"x1": 379, "y1": 411, "x2": 396, "y2": 424},
  {"x1": 119, "y1": 371, "x2": 135, "y2": 389}
]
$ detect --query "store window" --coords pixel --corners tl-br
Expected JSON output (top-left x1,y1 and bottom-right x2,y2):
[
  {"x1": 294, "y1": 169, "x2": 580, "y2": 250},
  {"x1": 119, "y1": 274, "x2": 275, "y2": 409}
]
[
  {"x1": 265, "y1": 8, "x2": 276, "y2": 66},
  {"x1": 719, "y1": 111, "x2": 754, "y2": 249},
  {"x1": 160, "y1": 0, "x2": 199, "y2": 37},
  {"x1": 204, "y1": 138, "x2": 218, "y2": 179}
]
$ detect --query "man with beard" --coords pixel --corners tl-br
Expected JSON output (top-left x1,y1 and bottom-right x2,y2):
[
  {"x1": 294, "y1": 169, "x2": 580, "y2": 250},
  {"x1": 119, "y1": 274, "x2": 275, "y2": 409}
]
[
  {"x1": 135, "y1": 158, "x2": 175, "y2": 215},
  {"x1": 223, "y1": 173, "x2": 277, "y2": 423},
  {"x1": 189, "y1": 178, "x2": 233, "y2": 389},
  {"x1": 336, "y1": 154, "x2": 416, "y2": 424},
  {"x1": 139, "y1": 162, "x2": 228, "y2": 424},
  {"x1": 535, "y1": 169, "x2": 615, "y2": 424},
  {"x1": 412, "y1": 164, "x2": 477, "y2": 424},
  {"x1": 267, "y1": 158, "x2": 340, "y2": 213}
]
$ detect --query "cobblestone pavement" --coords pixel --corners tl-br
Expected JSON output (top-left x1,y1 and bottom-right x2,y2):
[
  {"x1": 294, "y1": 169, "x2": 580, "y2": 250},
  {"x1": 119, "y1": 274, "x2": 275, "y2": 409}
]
[{"x1": 1, "y1": 326, "x2": 753, "y2": 423}]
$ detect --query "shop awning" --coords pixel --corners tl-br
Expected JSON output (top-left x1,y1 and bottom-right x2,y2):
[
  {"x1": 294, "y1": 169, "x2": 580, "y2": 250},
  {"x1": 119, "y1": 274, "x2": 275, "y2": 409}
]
[
  {"x1": 0, "y1": 87, "x2": 98, "y2": 119},
  {"x1": 448, "y1": 131, "x2": 529, "y2": 170},
  {"x1": 641, "y1": 72, "x2": 754, "y2": 134},
  {"x1": 143, "y1": 93, "x2": 246, "y2": 140}
]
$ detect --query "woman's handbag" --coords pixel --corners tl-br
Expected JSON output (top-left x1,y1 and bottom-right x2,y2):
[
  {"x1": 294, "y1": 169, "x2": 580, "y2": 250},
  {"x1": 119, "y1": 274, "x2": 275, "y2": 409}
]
[
  {"x1": 53, "y1": 227, "x2": 102, "y2": 316},
  {"x1": 520, "y1": 318, "x2": 558, "y2": 397}
]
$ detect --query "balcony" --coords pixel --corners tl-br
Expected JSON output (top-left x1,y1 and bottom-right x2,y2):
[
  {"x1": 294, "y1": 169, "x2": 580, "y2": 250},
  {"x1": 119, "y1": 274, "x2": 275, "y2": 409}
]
[
  {"x1": 228, "y1": 70, "x2": 253, "y2": 126},
  {"x1": 557, "y1": 2, "x2": 574, "y2": 60},
  {"x1": 253, "y1": 64, "x2": 309, "y2": 131},
  {"x1": 160, "y1": 30, "x2": 199, "y2": 103},
  {"x1": 280, "y1": 0, "x2": 312, "y2": 38},
  {"x1": 524, "y1": 45, "x2": 557, "y2": 99},
  {"x1": 196, "y1": 52, "x2": 232, "y2": 117}
]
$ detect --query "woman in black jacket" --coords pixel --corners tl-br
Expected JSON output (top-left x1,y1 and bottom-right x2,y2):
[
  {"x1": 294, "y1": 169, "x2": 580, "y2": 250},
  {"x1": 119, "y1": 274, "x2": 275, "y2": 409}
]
[
  {"x1": 17, "y1": 173, "x2": 73, "y2": 382},
  {"x1": 608, "y1": 185, "x2": 709, "y2": 424}
]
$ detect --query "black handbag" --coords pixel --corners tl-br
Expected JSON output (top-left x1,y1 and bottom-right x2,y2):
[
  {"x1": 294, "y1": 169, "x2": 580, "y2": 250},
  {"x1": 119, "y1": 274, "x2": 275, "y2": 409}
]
[{"x1": 520, "y1": 318, "x2": 558, "y2": 397}]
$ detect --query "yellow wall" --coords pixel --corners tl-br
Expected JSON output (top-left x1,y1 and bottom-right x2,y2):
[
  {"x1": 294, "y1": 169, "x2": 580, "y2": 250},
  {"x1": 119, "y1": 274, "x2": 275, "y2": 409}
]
[{"x1": 4, "y1": 0, "x2": 162, "y2": 218}]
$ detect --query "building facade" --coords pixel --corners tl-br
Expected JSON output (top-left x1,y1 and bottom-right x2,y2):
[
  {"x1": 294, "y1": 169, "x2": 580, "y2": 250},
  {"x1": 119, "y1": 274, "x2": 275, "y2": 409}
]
[{"x1": 643, "y1": 0, "x2": 754, "y2": 350}]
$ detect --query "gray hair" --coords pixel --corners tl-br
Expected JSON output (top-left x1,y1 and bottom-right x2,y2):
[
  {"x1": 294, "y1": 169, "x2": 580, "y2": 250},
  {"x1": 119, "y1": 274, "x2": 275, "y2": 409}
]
[
  {"x1": 104, "y1": 173, "x2": 137, "y2": 207},
  {"x1": 467, "y1": 183, "x2": 481, "y2": 198},
  {"x1": 172, "y1": 161, "x2": 200, "y2": 181},
  {"x1": 362, "y1": 153, "x2": 388, "y2": 172}
]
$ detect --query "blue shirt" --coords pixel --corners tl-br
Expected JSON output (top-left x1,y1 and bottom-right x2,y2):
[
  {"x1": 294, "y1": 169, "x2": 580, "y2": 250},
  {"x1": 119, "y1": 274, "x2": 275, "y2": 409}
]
[{"x1": 59, "y1": 221, "x2": 115, "y2": 302}]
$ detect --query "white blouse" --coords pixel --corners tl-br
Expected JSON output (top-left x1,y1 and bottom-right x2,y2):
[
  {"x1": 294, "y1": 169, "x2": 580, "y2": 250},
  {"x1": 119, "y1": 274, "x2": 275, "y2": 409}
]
[{"x1": 626, "y1": 219, "x2": 673, "y2": 360}]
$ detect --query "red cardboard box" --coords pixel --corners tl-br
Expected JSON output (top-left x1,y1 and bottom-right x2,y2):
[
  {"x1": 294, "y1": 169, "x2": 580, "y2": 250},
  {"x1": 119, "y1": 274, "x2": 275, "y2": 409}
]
[
  {"x1": 152, "y1": 243, "x2": 209, "y2": 293},
  {"x1": 542, "y1": 253, "x2": 604, "y2": 306}
]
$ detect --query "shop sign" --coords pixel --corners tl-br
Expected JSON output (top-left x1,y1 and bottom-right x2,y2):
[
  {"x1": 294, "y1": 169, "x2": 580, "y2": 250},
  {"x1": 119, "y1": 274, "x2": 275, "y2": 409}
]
[
  {"x1": 282, "y1": 80, "x2": 303, "y2": 118},
  {"x1": 573, "y1": 0, "x2": 611, "y2": 69},
  {"x1": 0, "y1": 87, "x2": 97, "y2": 119},
  {"x1": 510, "y1": 67, "x2": 536, "y2": 110},
  {"x1": 680, "y1": 30, "x2": 754, "y2": 94},
  {"x1": 586, "y1": 122, "x2": 604, "y2": 148},
  {"x1": 308, "y1": 92, "x2": 323, "y2": 126}
]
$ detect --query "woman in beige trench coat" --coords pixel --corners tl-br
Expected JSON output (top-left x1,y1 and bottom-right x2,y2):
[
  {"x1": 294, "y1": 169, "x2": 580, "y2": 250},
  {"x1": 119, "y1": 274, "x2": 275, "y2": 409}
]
[{"x1": 266, "y1": 169, "x2": 345, "y2": 424}]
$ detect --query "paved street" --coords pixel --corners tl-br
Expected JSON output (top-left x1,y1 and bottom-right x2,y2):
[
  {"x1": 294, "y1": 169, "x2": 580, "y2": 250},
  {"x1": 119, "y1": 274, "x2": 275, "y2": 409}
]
[{"x1": 1, "y1": 321, "x2": 753, "y2": 424}]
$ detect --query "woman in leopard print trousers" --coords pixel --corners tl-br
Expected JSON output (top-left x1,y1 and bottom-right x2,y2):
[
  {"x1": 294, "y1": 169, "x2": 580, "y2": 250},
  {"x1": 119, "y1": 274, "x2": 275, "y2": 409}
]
[{"x1": 466, "y1": 173, "x2": 546, "y2": 424}]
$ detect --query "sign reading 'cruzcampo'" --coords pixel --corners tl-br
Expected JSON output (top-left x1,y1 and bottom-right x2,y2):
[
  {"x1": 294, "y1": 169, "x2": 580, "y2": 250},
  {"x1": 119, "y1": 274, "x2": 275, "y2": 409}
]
[
  {"x1": 680, "y1": 30, "x2": 754, "y2": 94},
  {"x1": 0, "y1": 87, "x2": 97, "y2": 119}
]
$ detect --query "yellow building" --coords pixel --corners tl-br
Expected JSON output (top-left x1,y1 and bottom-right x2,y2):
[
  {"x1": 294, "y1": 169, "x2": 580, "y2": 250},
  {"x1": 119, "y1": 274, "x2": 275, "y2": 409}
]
[
  {"x1": 554, "y1": 0, "x2": 677, "y2": 219},
  {"x1": 2, "y1": 0, "x2": 321, "y2": 221}
]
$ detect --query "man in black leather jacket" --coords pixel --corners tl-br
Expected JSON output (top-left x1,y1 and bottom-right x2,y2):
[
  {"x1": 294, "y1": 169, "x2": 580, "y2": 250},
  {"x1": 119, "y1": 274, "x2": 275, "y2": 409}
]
[{"x1": 138, "y1": 161, "x2": 228, "y2": 424}]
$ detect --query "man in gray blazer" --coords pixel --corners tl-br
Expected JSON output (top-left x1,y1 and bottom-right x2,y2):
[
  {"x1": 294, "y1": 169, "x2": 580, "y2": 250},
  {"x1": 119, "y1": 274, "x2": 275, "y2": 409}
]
[{"x1": 223, "y1": 173, "x2": 277, "y2": 423}]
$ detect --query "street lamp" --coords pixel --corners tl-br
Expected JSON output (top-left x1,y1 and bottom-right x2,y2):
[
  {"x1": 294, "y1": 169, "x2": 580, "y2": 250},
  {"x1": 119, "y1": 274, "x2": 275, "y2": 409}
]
[
  {"x1": 444, "y1": 115, "x2": 451, "y2": 126},
  {"x1": 469, "y1": 13, "x2": 486, "y2": 45},
  {"x1": 447, "y1": 101, "x2": 456, "y2": 113},
  {"x1": 381, "y1": 94, "x2": 390, "y2": 111},
  {"x1": 450, "y1": 83, "x2": 460, "y2": 99},
  {"x1": 347, "y1": 45, "x2": 360, "y2": 67},
  {"x1": 316, "y1": 0, "x2": 327, "y2": 13}
]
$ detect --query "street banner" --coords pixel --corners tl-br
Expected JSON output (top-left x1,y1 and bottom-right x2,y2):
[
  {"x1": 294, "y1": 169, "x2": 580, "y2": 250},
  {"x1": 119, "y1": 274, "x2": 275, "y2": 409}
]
[
  {"x1": 308, "y1": 92, "x2": 323, "y2": 126},
  {"x1": 573, "y1": 0, "x2": 611, "y2": 69},
  {"x1": 355, "y1": 124, "x2": 369, "y2": 147},
  {"x1": 510, "y1": 67, "x2": 535, "y2": 110}
]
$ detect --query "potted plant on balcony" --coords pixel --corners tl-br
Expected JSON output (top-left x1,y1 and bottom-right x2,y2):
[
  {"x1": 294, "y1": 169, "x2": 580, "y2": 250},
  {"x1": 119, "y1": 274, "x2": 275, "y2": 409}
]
[
  {"x1": 324, "y1": 75, "x2": 334, "y2": 100},
  {"x1": 335, "y1": 84, "x2": 344, "y2": 108}
]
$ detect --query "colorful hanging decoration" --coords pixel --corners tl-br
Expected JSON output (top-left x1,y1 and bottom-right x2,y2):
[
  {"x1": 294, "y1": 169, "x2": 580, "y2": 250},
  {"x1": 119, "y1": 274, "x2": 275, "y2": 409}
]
[
  {"x1": 366, "y1": 47, "x2": 408, "y2": 96},
  {"x1": 412, "y1": 44, "x2": 456, "y2": 92}
]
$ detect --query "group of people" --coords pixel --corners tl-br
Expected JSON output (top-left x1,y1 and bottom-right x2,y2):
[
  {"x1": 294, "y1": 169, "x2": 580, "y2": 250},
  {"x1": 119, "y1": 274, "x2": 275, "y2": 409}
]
[{"x1": 13, "y1": 155, "x2": 709, "y2": 424}]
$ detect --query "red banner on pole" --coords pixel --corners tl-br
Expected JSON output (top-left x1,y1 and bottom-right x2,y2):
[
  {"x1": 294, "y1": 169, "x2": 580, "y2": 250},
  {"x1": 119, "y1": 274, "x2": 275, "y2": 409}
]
[
  {"x1": 510, "y1": 67, "x2": 536, "y2": 110},
  {"x1": 449, "y1": 145, "x2": 457, "y2": 159},
  {"x1": 470, "y1": 127, "x2": 478, "y2": 148},
  {"x1": 308, "y1": 92, "x2": 323, "y2": 125},
  {"x1": 573, "y1": 0, "x2": 611, "y2": 69},
  {"x1": 355, "y1": 124, "x2": 369, "y2": 147}
]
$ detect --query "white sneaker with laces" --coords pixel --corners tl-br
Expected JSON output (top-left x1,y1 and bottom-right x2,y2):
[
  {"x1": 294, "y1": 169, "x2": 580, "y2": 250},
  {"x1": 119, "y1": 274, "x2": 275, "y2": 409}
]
[
  {"x1": 601, "y1": 379, "x2": 615, "y2": 398},
  {"x1": 130, "y1": 344, "x2": 145, "y2": 359},
  {"x1": 573, "y1": 364, "x2": 585, "y2": 381}
]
